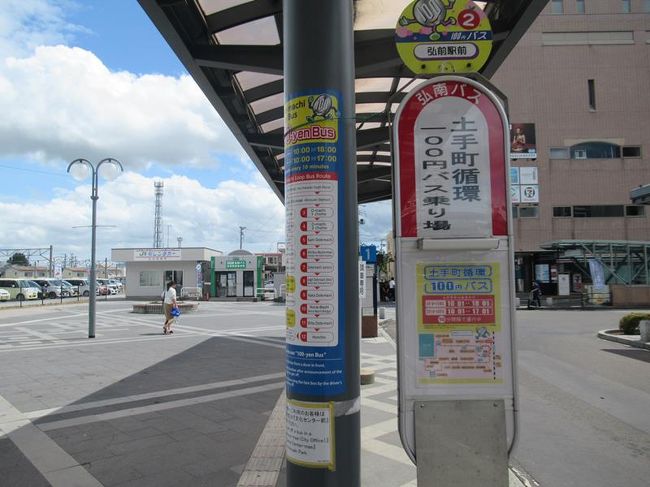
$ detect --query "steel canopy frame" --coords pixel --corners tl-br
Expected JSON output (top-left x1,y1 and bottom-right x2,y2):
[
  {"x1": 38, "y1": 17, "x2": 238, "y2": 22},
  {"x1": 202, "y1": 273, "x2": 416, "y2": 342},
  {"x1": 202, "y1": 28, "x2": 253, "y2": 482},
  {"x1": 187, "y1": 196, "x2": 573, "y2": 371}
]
[
  {"x1": 138, "y1": 0, "x2": 549, "y2": 204},
  {"x1": 541, "y1": 240, "x2": 650, "y2": 285}
]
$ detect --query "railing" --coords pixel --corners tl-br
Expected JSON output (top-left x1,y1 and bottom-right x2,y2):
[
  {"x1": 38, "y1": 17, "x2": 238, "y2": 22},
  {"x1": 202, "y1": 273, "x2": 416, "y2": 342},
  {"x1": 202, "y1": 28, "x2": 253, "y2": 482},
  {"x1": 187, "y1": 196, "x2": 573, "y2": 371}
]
[{"x1": 180, "y1": 287, "x2": 201, "y2": 300}]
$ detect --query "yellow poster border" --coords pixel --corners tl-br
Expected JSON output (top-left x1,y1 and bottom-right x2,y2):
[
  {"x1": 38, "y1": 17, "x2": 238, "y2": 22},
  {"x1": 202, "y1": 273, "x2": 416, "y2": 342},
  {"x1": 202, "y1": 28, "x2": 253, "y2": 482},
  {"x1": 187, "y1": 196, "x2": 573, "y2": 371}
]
[{"x1": 286, "y1": 399, "x2": 336, "y2": 471}]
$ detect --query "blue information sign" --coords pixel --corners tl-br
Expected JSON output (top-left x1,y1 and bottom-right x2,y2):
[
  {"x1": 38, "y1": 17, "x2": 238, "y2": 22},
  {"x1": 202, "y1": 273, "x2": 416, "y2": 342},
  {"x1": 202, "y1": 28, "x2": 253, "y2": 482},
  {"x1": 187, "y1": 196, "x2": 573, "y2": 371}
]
[{"x1": 360, "y1": 244, "x2": 377, "y2": 263}]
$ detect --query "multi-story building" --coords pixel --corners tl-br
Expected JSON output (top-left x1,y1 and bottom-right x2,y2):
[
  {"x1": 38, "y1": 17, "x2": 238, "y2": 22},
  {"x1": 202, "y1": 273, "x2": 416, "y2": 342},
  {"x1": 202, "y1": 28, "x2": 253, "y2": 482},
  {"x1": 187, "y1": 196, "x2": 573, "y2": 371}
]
[{"x1": 491, "y1": 0, "x2": 650, "y2": 294}]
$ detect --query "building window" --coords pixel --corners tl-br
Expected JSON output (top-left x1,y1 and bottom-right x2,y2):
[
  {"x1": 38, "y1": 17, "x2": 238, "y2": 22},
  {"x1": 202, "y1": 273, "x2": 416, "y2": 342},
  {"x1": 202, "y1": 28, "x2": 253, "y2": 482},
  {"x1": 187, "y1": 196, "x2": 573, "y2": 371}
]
[
  {"x1": 550, "y1": 147, "x2": 570, "y2": 159},
  {"x1": 622, "y1": 0, "x2": 631, "y2": 13},
  {"x1": 551, "y1": 0, "x2": 563, "y2": 14},
  {"x1": 512, "y1": 205, "x2": 519, "y2": 219},
  {"x1": 625, "y1": 205, "x2": 645, "y2": 217},
  {"x1": 622, "y1": 146, "x2": 642, "y2": 158},
  {"x1": 542, "y1": 31, "x2": 634, "y2": 45},
  {"x1": 573, "y1": 205, "x2": 624, "y2": 218},
  {"x1": 576, "y1": 0, "x2": 585, "y2": 13},
  {"x1": 553, "y1": 206, "x2": 572, "y2": 217},
  {"x1": 588, "y1": 79, "x2": 596, "y2": 110},
  {"x1": 519, "y1": 205, "x2": 539, "y2": 218},
  {"x1": 646, "y1": 0, "x2": 650, "y2": 13},
  {"x1": 570, "y1": 142, "x2": 621, "y2": 159},
  {"x1": 140, "y1": 271, "x2": 162, "y2": 287}
]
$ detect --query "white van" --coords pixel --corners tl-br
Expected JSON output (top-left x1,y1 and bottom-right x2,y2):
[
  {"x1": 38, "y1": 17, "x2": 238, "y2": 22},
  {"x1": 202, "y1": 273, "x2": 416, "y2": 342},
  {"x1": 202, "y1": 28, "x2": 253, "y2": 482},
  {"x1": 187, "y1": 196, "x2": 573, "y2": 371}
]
[{"x1": 65, "y1": 279, "x2": 91, "y2": 297}]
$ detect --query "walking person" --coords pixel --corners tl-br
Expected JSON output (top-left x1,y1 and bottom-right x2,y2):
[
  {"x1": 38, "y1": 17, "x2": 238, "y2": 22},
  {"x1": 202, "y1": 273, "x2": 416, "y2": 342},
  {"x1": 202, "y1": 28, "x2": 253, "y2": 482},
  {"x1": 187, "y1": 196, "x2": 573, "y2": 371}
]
[
  {"x1": 163, "y1": 280, "x2": 177, "y2": 334},
  {"x1": 389, "y1": 277, "x2": 396, "y2": 302},
  {"x1": 529, "y1": 281, "x2": 542, "y2": 309}
]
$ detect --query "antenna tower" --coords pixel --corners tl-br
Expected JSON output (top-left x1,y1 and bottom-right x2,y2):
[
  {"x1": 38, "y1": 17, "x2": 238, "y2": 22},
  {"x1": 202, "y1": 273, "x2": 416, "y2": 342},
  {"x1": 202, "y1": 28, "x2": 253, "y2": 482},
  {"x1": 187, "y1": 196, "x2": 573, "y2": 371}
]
[{"x1": 153, "y1": 181, "x2": 164, "y2": 248}]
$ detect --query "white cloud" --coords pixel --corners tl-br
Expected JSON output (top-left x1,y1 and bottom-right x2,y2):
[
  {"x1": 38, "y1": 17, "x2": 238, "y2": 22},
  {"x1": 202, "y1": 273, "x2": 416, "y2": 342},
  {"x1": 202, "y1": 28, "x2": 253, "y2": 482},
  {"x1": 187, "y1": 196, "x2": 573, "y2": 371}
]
[
  {"x1": 0, "y1": 45, "x2": 244, "y2": 168},
  {"x1": 0, "y1": 0, "x2": 84, "y2": 59},
  {"x1": 359, "y1": 200, "x2": 393, "y2": 246},
  {"x1": 0, "y1": 172, "x2": 286, "y2": 261}
]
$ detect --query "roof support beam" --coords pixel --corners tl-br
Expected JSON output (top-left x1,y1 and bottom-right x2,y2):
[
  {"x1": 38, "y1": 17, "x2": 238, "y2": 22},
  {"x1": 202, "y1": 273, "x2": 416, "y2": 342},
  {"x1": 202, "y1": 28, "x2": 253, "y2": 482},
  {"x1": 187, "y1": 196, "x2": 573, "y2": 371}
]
[
  {"x1": 205, "y1": 0, "x2": 282, "y2": 34},
  {"x1": 356, "y1": 127, "x2": 390, "y2": 150},
  {"x1": 247, "y1": 133, "x2": 284, "y2": 150},
  {"x1": 193, "y1": 45, "x2": 283, "y2": 74}
]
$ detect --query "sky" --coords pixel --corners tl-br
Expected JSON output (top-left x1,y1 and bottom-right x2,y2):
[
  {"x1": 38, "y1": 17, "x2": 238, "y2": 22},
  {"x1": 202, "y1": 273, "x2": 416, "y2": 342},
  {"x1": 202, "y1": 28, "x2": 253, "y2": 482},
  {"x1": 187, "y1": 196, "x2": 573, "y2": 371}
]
[{"x1": 0, "y1": 0, "x2": 393, "y2": 266}]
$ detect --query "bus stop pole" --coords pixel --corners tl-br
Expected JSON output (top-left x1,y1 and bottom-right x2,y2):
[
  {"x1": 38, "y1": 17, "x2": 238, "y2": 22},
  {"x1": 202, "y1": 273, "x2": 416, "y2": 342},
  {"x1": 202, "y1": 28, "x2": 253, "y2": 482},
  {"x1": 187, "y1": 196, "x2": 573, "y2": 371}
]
[{"x1": 284, "y1": 0, "x2": 360, "y2": 485}]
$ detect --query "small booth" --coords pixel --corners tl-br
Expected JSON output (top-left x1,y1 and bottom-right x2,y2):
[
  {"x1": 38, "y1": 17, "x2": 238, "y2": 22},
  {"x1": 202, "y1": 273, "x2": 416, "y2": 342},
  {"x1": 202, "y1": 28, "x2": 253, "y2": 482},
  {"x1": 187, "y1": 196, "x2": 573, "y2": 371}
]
[
  {"x1": 112, "y1": 247, "x2": 222, "y2": 299},
  {"x1": 210, "y1": 250, "x2": 263, "y2": 299}
]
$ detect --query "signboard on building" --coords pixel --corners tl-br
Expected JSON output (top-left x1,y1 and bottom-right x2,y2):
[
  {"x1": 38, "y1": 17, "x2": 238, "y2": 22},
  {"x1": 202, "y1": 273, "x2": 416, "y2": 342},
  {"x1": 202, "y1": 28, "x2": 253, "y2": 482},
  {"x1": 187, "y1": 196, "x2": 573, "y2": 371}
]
[
  {"x1": 225, "y1": 259, "x2": 247, "y2": 270},
  {"x1": 395, "y1": 0, "x2": 493, "y2": 75},
  {"x1": 134, "y1": 249, "x2": 181, "y2": 261},
  {"x1": 510, "y1": 167, "x2": 539, "y2": 204},
  {"x1": 510, "y1": 123, "x2": 537, "y2": 159},
  {"x1": 393, "y1": 76, "x2": 517, "y2": 460}
]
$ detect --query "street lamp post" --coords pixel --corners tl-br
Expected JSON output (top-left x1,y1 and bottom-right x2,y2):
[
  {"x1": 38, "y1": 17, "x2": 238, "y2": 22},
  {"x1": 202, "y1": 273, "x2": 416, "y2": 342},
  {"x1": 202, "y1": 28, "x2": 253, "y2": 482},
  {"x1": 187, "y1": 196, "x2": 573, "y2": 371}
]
[{"x1": 67, "y1": 158, "x2": 123, "y2": 338}]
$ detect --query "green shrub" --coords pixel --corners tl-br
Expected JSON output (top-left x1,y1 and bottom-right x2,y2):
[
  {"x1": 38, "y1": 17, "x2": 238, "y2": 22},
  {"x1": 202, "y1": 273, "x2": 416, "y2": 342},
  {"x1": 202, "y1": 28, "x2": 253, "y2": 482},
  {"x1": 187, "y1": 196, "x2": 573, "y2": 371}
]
[{"x1": 618, "y1": 313, "x2": 650, "y2": 335}]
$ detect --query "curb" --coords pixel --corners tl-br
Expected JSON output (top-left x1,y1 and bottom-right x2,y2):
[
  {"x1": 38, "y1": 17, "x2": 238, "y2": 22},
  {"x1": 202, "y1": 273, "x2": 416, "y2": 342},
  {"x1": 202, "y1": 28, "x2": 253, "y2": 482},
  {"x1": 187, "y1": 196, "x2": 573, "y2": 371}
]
[{"x1": 597, "y1": 330, "x2": 650, "y2": 350}]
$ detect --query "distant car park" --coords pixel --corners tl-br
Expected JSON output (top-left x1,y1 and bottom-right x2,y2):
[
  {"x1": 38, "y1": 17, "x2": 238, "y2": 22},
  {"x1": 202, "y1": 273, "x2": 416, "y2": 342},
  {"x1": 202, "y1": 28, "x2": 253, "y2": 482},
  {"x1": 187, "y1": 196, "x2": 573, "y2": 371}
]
[{"x1": 0, "y1": 289, "x2": 10, "y2": 301}]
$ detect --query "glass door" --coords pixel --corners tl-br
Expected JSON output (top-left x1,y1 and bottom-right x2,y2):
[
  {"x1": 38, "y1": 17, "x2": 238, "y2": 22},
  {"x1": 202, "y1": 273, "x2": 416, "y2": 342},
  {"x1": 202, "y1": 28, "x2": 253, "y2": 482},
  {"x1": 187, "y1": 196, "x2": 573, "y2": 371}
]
[
  {"x1": 216, "y1": 272, "x2": 237, "y2": 297},
  {"x1": 243, "y1": 271, "x2": 254, "y2": 297}
]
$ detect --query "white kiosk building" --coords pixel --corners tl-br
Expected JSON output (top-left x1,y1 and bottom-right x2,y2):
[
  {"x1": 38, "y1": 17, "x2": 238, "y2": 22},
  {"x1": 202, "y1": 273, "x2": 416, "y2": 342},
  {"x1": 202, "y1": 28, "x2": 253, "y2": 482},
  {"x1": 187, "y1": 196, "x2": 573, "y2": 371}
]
[{"x1": 112, "y1": 247, "x2": 222, "y2": 299}]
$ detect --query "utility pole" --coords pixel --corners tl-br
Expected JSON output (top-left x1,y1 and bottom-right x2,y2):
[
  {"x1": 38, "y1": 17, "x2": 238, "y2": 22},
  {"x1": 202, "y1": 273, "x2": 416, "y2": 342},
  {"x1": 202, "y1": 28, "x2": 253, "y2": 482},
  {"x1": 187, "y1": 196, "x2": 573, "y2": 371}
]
[
  {"x1": 239, "y1": 226, "x2": 246, "y2": 250},
  {"x1": 284, "y1": 1, "x2": 359, "y2": 484}
]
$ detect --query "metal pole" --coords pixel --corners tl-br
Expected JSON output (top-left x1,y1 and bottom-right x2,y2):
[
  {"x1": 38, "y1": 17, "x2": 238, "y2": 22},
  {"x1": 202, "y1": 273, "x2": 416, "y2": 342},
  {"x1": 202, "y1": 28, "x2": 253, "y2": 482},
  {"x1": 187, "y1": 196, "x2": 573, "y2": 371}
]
[
  {"x1": 285, "y1": 0, "x2": 360, "y2": 485},
  {"x1": 49, "y1": 245, "x2": 53, "y2": 277},
  {"x1": 89, "y1": 171, "x2": 98, "y2": 339}
]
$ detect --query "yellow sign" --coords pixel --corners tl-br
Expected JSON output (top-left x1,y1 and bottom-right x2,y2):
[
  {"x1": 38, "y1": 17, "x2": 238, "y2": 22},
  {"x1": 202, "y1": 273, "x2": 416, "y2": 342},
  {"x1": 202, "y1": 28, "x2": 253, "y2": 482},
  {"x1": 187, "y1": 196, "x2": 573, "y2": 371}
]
[
  {"x1": 395, "y1": 0, "x2": 493, "y2": 74},
  {"x1": 416, "y1": 262, "x2": 503, "y2": 384},
  {"x1": 285, "y1": 94, "x2": 339, "y2": 147}
]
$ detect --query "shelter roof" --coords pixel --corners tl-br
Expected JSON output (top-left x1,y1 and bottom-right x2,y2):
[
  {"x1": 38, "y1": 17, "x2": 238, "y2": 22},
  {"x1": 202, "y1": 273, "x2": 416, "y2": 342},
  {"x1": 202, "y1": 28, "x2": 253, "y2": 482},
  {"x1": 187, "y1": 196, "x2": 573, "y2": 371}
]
[{"x1": 139, "y1": 0, "x2": 549, "y2": 203}]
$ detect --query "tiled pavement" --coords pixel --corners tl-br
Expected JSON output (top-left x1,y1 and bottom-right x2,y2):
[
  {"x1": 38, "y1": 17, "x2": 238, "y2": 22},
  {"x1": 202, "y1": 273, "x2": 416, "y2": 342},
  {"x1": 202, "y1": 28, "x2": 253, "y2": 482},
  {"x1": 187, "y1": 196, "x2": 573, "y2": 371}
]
[
  {"x1": 0, "y1": 301, "x2": 286, "y2": 487},
  {"x1": 0, "y1": 302, "x2": 526, "y2": 486}
]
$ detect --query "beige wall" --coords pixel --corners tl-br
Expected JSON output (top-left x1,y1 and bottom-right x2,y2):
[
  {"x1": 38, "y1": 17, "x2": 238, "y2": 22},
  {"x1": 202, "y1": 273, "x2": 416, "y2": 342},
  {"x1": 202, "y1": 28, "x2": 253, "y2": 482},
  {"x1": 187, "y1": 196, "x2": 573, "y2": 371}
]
[{"x1": 492, "y1": 2, "x2": 650, "y2": 251}]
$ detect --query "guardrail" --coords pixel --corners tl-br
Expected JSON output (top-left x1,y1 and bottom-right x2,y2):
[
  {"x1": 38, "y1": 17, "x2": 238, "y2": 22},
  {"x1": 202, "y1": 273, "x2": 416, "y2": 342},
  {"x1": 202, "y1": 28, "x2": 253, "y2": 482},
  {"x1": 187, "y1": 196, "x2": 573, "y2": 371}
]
[{"x1": 180, "y1": 287, "x2": 201, "y2": 300}]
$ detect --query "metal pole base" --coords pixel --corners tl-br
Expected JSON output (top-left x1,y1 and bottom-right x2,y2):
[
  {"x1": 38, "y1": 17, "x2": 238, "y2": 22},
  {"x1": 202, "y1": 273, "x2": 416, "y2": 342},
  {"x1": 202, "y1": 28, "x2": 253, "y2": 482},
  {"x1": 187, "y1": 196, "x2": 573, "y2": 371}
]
[{"x1": 415, "y1": 400, "x2": 508, "y2": 487}]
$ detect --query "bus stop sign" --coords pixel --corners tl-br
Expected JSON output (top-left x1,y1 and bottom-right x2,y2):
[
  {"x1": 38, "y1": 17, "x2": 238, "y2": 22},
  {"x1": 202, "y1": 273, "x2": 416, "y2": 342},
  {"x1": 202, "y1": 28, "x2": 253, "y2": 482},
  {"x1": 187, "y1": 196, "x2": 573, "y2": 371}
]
[{"x1": 392, "y1": 76, "x2": 518, "y2": 469}]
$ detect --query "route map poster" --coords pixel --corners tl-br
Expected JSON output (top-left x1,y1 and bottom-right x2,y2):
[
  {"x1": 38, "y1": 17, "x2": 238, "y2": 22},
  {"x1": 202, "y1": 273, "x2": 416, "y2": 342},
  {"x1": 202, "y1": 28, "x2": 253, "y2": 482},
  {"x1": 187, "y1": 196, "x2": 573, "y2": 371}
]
[
  {"x1": 416, "y1": 262, "x2": 504, "y2": 385},
  {"x1": 284, "y1": 89, "x2": 345, "y2": 396}
]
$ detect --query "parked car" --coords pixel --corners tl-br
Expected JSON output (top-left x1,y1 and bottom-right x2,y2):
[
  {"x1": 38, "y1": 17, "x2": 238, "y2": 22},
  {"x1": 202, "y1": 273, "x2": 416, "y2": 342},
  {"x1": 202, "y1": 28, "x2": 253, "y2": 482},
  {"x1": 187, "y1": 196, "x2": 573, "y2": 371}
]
[
  {"x1": 26, "y1": 280, "x2": 44, "y2": 299},
  {"x1": 0, "y1": 289, "x2": 10, "y2": 301},
  {"x1": 65, "y1": 279, "x2": 92, "y2": 297},
  {"x1": 0, "y1": 279, "x2": 40, "y2": 301},
  {"x1": 98, "y1": 279, "x2": 118, "y2": 295},
  {"x1": 61, "y1": 280, "x2": 78, "y2": 297},
  {"x1": 108, "y1": 279, "x2": 123, "y2": 292},
  {"x1": 96, "y1": 281, "x2": 110, "y2": 295},
  {"x1": 33, "y1": 279, "x2": 70, "y2": 298}
]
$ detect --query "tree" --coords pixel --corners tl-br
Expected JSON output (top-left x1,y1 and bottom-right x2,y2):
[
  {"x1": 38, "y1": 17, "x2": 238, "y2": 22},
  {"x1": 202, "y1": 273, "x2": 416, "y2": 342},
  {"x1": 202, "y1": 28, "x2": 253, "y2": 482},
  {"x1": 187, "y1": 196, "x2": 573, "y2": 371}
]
[{"x1": 8, "y1": 252, "x2": 29, "y2": 266}]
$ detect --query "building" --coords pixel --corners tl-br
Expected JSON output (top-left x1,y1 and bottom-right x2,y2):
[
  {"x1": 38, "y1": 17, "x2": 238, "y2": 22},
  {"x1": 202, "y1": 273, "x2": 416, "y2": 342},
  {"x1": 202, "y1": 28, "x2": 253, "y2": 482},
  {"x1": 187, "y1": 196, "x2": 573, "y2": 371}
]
[
  {"x1": 111, "y1": 247, "x2": 222, "y2": 299},
  {"x1": 211, "y1": 250, "x2": 264, "y2": 299},
  {"x1": 0, "y1": 265, "x2": 49, "y2": 279},
  {"x1": 62, "y1": 267, "x2": 89, "y2": 279},
  {"x1": 491, "y1": 0, "x2": 650, "y2": 294},
  {"x1": 256, "y1": 252, "x2": 284, "y2": 283}
]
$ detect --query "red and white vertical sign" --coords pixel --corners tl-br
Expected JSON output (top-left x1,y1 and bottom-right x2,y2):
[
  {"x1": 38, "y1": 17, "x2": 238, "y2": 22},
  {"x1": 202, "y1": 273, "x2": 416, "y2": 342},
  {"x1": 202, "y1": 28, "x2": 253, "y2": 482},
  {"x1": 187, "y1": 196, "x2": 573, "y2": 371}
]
[{"x1": 395, "y1": 78, "x2": 508, "y2": 239}]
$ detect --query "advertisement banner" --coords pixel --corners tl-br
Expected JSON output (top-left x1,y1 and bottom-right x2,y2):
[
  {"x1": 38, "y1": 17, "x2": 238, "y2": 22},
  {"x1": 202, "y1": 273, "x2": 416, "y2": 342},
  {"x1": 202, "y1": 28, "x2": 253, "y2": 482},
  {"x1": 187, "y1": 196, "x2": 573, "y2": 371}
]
[
  {"x1": 284, "y1": 89, "x2": 345, "y2": 396},
  {"x1": 510, "y1": 123, "x2": 537, "y2": 159},
  {"x1": 520, "y1": 184, "x2": 539, "y2": 203}
]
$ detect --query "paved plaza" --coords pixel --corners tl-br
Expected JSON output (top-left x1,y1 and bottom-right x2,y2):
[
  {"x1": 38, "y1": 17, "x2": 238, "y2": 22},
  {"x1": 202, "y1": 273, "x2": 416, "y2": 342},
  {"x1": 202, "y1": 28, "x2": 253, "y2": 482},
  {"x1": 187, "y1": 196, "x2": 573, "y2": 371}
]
[{"x1": 0, "y1": 301, "x2": 532, "y2": 486}]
